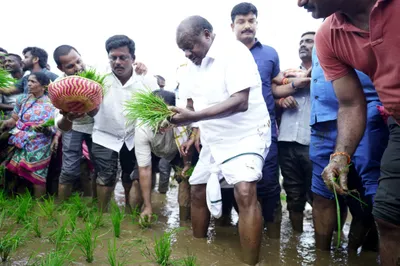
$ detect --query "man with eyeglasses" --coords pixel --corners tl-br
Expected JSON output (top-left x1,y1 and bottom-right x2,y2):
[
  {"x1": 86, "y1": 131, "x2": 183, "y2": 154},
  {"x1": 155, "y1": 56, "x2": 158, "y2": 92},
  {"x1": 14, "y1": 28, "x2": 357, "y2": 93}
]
[{"x1": 91, "y1": 35, "x2": 159, "y2": 213}]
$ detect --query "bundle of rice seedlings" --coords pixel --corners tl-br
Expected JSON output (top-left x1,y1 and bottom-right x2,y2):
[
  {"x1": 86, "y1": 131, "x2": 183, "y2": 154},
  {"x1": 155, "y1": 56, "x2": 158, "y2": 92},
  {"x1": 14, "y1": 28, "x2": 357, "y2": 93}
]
[
  {"x1": 39, "y1": 118, "x2": 55, "y2": 128},
  {"x1": 49, "y1": 222, "x2": 70, "y2": 251},
  {"x1": 14, "y1": 192, "x2": 33, "y2": 224},
  {"x1": 0, "y1": 68, "x2": 16, "y2": 89},
  {"x1": 29, "y1": 249, "x2": 72, "y2": 266},
  {"x1": 173, "y1": 166, "x2": 195, "y2": 183},
  {"x1": 76, "y1": 68, "x2": 109, "y2": 95},
  {"x1": 37, "y1": 196, "x2": 57, "y2": 222},
  {"x1": 125, "y1": 89, "x2": 175, "y2": 132}
]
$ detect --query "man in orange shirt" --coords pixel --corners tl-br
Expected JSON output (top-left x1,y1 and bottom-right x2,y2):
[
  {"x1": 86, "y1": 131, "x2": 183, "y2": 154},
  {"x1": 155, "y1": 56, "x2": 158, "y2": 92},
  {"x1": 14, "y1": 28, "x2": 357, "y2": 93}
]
[{"x1": 297, "y1": 0, "x2": 400, "y2": 263}]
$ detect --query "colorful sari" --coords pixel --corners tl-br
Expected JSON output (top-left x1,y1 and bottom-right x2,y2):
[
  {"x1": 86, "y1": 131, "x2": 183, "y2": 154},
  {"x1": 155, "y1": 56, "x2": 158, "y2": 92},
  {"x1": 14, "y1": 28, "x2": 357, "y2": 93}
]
[{"x1": 6, "y1": 94, "x2": 56, "y2": 186}]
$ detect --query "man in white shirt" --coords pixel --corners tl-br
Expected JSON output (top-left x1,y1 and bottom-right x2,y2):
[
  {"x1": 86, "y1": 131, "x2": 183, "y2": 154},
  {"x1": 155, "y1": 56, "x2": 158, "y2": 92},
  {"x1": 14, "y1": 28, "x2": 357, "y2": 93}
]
[
  {"x1": 172, "y1": 16, "x2": 271, "y2": 265},
  {"x1": 91, "y1": 35, "x2": 159, "y2": 212}
]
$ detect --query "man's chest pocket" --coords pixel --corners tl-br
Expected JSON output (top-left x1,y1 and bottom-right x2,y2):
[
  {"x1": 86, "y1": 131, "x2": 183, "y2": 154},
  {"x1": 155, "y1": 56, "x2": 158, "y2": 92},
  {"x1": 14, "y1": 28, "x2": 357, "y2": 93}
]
[{"x1": 192, "y1": 71, "x2": 229, "y2": 105}]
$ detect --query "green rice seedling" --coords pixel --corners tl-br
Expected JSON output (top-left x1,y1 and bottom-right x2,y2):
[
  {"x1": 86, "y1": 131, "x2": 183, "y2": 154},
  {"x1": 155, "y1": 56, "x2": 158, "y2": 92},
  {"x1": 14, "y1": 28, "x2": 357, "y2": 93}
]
[
  {"x1": 69, "y1": 209, "x2": 78, "y2": 232},
  {"x1": 131, "y1": 205, "x2": 158, "y2": 229},
  {"x1": 49, "y1": 222, "x2": 70, "y2": 251},
  {"x1": 0, "y1": 210, "x2": 6, "y2": 230},
  {"x1": 37, "y1": 195, "x2": 57, "y2": 222},
  {"x1": 14, "y1": 192, "x2": 33, "y2": 224},
  {"x1": 107, "y1": 238, "x2": 128, "y2": 266},
  {"x1": 32, "y1": 216, "x2": 42, "y2": 238},
  {"x1": 0, "y1": 229, "x2": 26, "y2": 262},
  {"x1": 28, "y1": 248, "x2": 73, "y2": 266},
  {"x1": 74, "y1": 222, "x2": 98, "y2": 263},
  {"x1": 76, "y1": 68, "x2": 109, "y2": 95},
  {"x1": 63, "y1": 193, "x2": 88, "y2": 218},
  {"x1": 177, "y1": 253, "x2": 198, "y2": 266},
  {"x1": 125, "y1": 89, "x2": 175, "y2": 132},
  {"x1": 111, "y1": 201, "x2": 124, "y2": 238},
  {"x1": 87, "y1": 209, "x2": 105, "y2": 230},
  {"x1": 0, "y1": 68, "x2": 17, "y2": 89},
  {"x1": 39, "y1": 118, "x2": 55, "y2": 128},
  {"x1": 141, "y1": 229, "x2": 183, "y2": 266}
]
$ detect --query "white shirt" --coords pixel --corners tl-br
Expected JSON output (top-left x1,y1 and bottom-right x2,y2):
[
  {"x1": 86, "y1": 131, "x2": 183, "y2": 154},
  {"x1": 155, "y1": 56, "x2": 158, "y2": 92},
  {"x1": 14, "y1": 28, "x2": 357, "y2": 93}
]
[
  {"x1": 135, "y1": 125, "x2": 178, "y2": 167},
  {"x1": 179, "y1": 35, "x2": 271, "y2": 164},
  {"x1": 92, "y1": 71, "x2": 159, "y2": 152}
]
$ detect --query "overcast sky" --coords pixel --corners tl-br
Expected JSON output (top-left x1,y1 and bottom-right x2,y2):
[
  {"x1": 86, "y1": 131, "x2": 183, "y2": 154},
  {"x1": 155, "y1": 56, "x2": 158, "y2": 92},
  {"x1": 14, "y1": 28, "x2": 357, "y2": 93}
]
[{"x1": 2, "y1": 0, "x2": 322, "y2": 90}]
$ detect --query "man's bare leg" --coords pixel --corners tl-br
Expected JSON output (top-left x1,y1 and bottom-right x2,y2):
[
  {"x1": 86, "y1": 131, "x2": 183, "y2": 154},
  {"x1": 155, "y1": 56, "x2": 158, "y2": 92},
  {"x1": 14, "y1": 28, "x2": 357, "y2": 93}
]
[
  {"x1": 375, "y1": 218, "x2": 400, "y2": 265},
  {"x1": 234, "y1": 181, "x2": 262, "y2": 265},
  {"x1": 312, "y1": 193, "x2": 336, "y2": 250},
  {"x1": 191, "y1": 184, "x2": 209, "y2": 238}
]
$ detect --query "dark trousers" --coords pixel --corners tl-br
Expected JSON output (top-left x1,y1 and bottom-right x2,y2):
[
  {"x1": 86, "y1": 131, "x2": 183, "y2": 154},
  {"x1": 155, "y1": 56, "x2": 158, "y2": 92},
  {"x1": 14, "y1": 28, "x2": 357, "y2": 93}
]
[{"x1": 278, "y1": 141, "x2": 313, "y2": 212}]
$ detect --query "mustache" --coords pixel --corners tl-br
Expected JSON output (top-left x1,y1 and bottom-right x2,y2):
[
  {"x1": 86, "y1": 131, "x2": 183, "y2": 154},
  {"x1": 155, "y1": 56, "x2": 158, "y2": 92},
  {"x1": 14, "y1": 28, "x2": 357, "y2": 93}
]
[{"x1": 241, "y1": 29, "x2": 253, "y2": 34}]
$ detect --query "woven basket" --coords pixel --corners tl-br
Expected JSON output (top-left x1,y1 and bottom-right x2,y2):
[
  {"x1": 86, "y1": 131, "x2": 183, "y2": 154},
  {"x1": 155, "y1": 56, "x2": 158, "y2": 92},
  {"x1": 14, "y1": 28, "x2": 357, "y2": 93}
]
[{"x1": 48, "y1": 76, "x2": 103, "y2": 113}]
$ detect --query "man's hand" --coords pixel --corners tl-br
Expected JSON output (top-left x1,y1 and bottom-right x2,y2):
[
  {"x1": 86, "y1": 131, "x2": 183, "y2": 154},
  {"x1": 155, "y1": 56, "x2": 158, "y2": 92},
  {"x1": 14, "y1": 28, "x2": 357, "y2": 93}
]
[
  {"x1": 50, "y1": 136, "x2": 59, "y2": 154},
  {"x1": 169, "y1": 106, "x2": 197, "y2": 126},
  {"x1": 321, "y1": 155, "x2": 349, "y2": 195},
  {"x1": 182, "y1": 164, "x2": 192, "y2": 177},
  {"x1": 32, "y1": 125, "x2": 52, "y2": 136},
  {"x1": 293, "y1": 78, "x2": 311, "y2": 89},
  {"x1": 181, "y1": 138, "x2": 194, "y2": 155},
  {"x1": 60, "y1": 111, "x2": 85, "y2": 121},
  {"x1": 280, "y1": 96, "x2": 298, "y2": 109},
  {"x1": 134, "y1": 62, "x2": 148, "y2": 75},
  {"x1": 139, "y1": 206, "x2": 153, "y2": 226}
]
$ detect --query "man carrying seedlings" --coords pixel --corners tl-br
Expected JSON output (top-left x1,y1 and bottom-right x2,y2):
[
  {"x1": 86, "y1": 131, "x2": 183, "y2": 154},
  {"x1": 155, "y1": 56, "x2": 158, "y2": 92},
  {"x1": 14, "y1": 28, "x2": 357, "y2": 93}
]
[
  {"x1": 172, "y1": 16, "x2": 271, "y2": 265},
  {"x1": 91, "y1": 35, "x2": 159, "y2": 213},
  {"x1": 309, "y1": 43, "x2": 388, "y2": 252},
  {"x1": 53, "y1": 45, "x2": 98, "y2": 200},
  {"x1": 135, "y1": 89, "x2": 193, "y2": 221},
  {"x1": 297, "y1": 0, "x2": 400, "y2": 263}
]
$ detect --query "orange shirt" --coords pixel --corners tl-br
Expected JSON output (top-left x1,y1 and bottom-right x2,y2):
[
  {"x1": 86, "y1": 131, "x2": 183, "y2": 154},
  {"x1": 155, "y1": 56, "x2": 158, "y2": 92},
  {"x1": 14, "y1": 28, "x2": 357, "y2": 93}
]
[{"x1": 315, "y1": 0, "x2": 400, "y2": 121}]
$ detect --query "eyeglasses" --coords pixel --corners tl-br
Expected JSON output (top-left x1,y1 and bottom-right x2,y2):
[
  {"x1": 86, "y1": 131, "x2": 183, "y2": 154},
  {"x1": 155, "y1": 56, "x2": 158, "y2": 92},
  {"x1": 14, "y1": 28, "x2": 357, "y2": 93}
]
[{"x1": 108, "y1": 55, "x2": 132, "y2": 62}]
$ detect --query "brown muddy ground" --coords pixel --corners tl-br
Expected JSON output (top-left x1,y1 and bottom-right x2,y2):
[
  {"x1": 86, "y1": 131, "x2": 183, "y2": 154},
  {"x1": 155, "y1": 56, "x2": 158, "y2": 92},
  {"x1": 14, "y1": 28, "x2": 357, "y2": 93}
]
[{"x1": 3, "y1": 177, "x2": 379, "y2": 266}]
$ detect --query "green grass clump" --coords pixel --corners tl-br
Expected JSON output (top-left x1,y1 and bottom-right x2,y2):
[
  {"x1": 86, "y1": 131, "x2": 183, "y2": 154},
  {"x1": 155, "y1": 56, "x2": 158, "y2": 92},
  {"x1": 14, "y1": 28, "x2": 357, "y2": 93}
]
[
  {"x1": 87, "y1": 209, "x2": 105, "y2": 230},
  {"x1": 30, "y1": 216, "x2": 42, "y2": 238},
  {"x1": 62, "y1": 193, "x2": 90, "y2": 219},
  {"x1": 74, "y1": 222, "x2": 98, "y2": 263},
  {"x1": 0, "y1": 210, "x2": 6, "y2": 230},
  {"x1": 76, "y1": 68, "x2": 108, "y2": 95},
  {"x1": 0, "y1": 68, "x2": 17, "y2": 89},
  {"x1": 125, "y1": 89, "x2": 175, "y2": 132},
  {"x1": 49, "y1": 222, "x2": 70, "y2": 251},
  {"x1": 111, "y1": 201, "x2": 124, "y2": 238},
  {"x1": 0, "y1": 229, "x2": 26, "y2": 262}
]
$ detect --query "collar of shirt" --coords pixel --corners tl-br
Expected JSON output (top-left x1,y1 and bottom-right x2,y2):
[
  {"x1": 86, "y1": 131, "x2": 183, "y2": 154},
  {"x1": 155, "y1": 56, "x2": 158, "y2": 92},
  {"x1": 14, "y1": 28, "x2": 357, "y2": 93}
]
[{"x1": 250, "y1": 39, "x2": 263, "y2": 50}]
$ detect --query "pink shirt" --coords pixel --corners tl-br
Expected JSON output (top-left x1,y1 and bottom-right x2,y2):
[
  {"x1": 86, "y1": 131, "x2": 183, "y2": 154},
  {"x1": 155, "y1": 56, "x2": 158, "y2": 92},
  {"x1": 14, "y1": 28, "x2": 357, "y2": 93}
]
[{"x1": 316, "y1": 0, "x2": 400, "y2": 121}]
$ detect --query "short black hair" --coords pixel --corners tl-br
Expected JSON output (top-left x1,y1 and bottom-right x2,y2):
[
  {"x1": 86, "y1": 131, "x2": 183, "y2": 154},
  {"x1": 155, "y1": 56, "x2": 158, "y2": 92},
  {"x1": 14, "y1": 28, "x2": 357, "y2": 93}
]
[
  {"x1": 177, "y1": 16, "x2": 213, "y2": 38},
  {"x1": 6, "y1": 53, "x2": 22, "y2": 64},
  {"x1": 155, "y1": 75, "x2": 165, "y2": 82},
  {"x1": 105, "y1": 35, "x2": 135, "y2": 59},
  {"x1": 29, "y1": 71, "x2": 50, "y2": 87},
  {"x1": 22, "y1": 47, "x2": 49, "y2": 68},
  {"x1": 53, "y1": 45, "x2": 80, "y2": 67},
  {"x1": 231, "y1": 2, "x2": 258, "y2": 23},
  {"x1": 0, "y1": 47, "x2": 7, "y2": 54},
  {"x1": 153, "y1": 90, "x2": 176, "y2": 106},
  {"x1": 301, "y1": 31, "x2": 316, "y2": 38}
]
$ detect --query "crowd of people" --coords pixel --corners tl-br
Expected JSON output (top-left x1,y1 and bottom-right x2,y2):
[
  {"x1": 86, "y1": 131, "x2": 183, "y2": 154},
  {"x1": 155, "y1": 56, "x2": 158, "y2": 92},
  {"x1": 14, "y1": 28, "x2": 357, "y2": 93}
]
[{"x1": 0, "y1": 0, "x2": 399, "y2": 265}]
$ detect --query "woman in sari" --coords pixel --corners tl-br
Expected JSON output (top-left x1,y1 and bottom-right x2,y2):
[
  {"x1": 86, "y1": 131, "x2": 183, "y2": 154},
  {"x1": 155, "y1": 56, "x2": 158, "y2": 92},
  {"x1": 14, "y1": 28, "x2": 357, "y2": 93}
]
[{"x1": 0, "y1": 72, "x2": 56, "y2": 197}]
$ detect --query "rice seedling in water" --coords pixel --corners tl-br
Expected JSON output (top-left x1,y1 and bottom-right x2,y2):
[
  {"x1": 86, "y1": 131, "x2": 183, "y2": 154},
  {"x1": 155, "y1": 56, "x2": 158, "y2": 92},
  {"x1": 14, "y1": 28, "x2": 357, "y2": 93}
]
[
  {"x1": 69, "y1": 209, "x2": 78, "y2": 232},
  {"x1": 37, "y1": 195, "x2": 57, "y2": 222},
  {"x1": 63, "y1": 193, "x2": 89, "y2": 218},
  {"x1": 14, "y1": 192, "x2": 33, "y2": 224},
  {"x1": 32, "y1": 216, "x2": 42, "y2": 238},
  {"x1": 107, "y1": 238, "x2": 128, "y2": 266},
  {"x1": 49, "y1": 222, "x2": 70, "y2": 251},
  {"x1": 131, "y1": 205, "x2": 158, "y2": 229},
  {"x1": 87, "y1": 208, "x2": 105, "y2": 230},
  {"x1": 74, "y1": 222, "x2": 98, "y2": 263},
  {"x1": 0, "y1": 68, "x2": 17, "y2": 89},
  {"x1": 141, "y1": 228, "x2": 183, "y2": 266},
  {"x1": 111, "y1": 201, "x2": 124, "y2": 238},
  {"x1": 0, "y1": 229, "x2": 26, "y2": 262},
  {"x1": 28, "y1": 248, "x2": 73, "y2": 266},
  {"x1": 125, "y1": 89, "x2": 175, "y2": 132},
  {"x1": 0, "y1": 210, "x2": 6, "y2": 230},
  {"x1": 179, "y1": 254, "x2": 198, "y2": 266}
]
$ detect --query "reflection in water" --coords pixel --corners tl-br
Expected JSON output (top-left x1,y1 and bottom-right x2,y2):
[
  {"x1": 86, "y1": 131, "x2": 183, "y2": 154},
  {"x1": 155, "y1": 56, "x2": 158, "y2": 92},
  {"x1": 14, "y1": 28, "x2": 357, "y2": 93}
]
[{"x1": 113, "y1": 178, "x2": 379, "y2": 266}]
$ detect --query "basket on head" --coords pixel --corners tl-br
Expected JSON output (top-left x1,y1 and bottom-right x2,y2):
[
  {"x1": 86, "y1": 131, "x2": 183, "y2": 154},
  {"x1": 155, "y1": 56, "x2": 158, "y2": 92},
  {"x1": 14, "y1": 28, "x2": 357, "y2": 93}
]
[{"x1": 48, "y1": 76, "x2": 103, "y2": 113}]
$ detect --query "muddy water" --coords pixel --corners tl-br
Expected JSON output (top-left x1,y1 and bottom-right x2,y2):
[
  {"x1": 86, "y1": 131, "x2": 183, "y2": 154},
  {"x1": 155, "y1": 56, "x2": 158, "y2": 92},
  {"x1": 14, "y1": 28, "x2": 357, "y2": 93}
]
[{"x1": 5, "y1": 177, "x2": 379, "y2": 266}]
